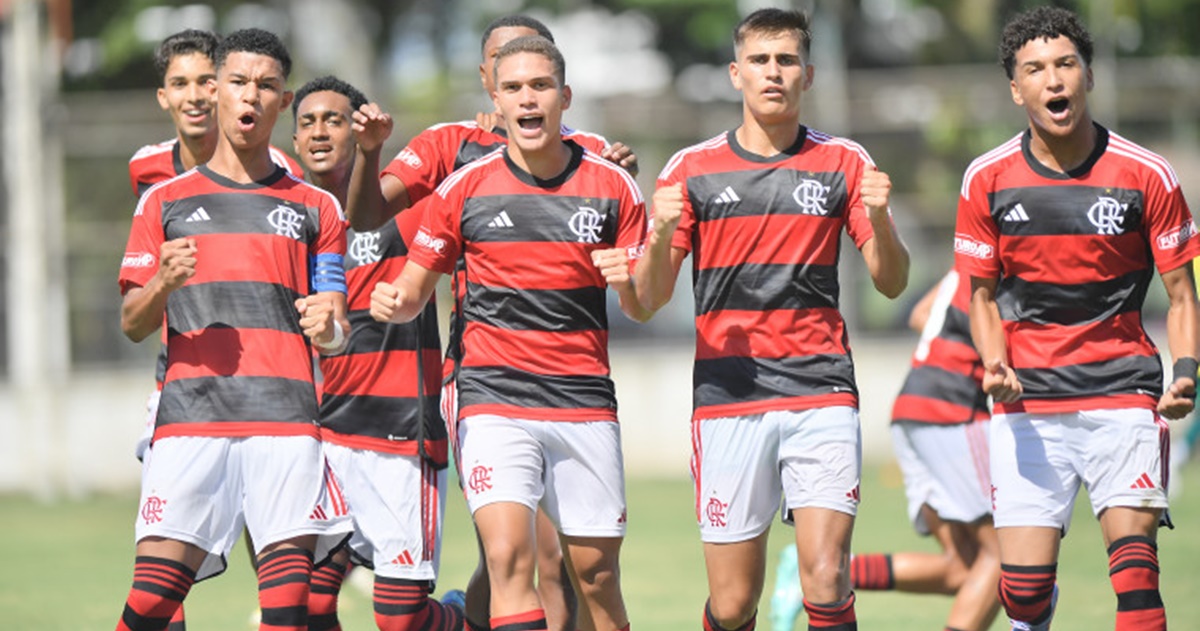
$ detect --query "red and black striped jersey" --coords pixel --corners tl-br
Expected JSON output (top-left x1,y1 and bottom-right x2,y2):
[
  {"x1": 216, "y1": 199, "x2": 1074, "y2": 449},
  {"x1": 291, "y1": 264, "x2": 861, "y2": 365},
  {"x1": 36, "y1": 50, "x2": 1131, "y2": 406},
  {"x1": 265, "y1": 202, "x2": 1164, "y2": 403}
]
[
  {"x1": 128, "y1": 138, "x2": 303, "y2": 198},
  {"x1": 382, "y1": 120, "x2": 609, "y2": 207},
  {"x1": 954, "y1": 124, "x2": 1200, "y2": 414},
  {"x1": 409, "y1": 141, "x2": 646, "y2": 422},
  {"x1": 119, "y1": 165, "x2": 346, "y2": 439},
  {"x1": 659, "y1": 127, "x2": 881, "y2": 421},
  {"x1": 318, "y1": 202, "x2": 446, "y2": 464},
  {"x1": 890, "y1": 270, "x2": 988, "y2": 425}
]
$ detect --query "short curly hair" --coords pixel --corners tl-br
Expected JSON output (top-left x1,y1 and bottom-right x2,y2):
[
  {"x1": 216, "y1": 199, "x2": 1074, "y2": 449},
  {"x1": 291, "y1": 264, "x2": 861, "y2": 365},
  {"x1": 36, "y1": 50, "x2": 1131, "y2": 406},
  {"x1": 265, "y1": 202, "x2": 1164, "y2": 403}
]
[
  {"x1": 215, "y1": 28, "x2": 292, "y2": 80},
  {"x1": 999, "y1": 6, "x2": 1093, "y2": 79},
  {"x1": 293, "y1": 75, "x2": 368, "y2": 121}
]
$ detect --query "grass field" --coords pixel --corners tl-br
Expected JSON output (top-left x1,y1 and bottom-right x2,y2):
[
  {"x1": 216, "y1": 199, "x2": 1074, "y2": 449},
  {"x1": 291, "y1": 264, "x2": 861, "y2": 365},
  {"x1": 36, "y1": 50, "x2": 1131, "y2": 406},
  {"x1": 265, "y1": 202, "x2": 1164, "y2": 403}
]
[{"x1": 4, "y1": 462, "x2": 1200, "y2": 630}]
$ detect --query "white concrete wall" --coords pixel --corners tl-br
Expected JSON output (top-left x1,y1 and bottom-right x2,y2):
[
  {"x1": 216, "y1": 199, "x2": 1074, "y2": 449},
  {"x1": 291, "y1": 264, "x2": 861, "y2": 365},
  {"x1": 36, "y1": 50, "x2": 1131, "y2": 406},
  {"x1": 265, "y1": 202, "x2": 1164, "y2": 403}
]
[{"x1": 0, "y1": 340, "x2": 914, "y2": 494}]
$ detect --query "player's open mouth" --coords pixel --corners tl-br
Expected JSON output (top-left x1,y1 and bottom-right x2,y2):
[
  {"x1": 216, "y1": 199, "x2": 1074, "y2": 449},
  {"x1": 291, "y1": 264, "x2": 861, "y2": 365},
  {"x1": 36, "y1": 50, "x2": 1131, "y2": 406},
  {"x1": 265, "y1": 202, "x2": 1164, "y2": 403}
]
[
  {"x1": 238, "y1": 114, "x2": 255, "y2": 130},
  {"x1": 309, "y1": 146, "x2": 332, "y2": 158},
  {"x1": 1046, "y1": 97, "x2": 1070, "y2": 118},
  {"x1": 517, "y1": 115, "x2": 544, "y2": 131}
]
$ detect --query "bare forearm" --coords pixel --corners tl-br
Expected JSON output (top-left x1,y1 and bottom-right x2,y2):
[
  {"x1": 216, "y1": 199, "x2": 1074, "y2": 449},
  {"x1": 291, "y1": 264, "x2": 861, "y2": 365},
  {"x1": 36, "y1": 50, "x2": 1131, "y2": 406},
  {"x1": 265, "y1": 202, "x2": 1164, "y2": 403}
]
[
  {"x1": 346, "y1": 147, "x2": 392, "y2": 232},
  {"x1": 121, "y1": 280, "x2": 170, "y2": 342},
  {"x1": 969, "y1": 296, "x2": 1007, "y2": 365},
  {"x1": 634, "y1": 236, "x2": 678, "y2": 313},
  {"x1": 866, "y1": 219, "x2": 910, "y2": 299}
]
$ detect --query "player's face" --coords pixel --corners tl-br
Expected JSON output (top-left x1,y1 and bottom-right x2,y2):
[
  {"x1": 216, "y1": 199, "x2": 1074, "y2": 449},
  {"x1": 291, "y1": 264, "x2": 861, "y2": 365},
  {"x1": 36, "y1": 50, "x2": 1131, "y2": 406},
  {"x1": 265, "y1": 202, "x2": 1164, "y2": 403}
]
[
  {"x1": 493, "y1": 51, "x2": 571, "y2": 156},
  {"x1": 214, "y1": 51, "x2": 293, "y2": 152},
  {"x1": 293, "y1": 90, "x2": 356, "y2": 179},
  {"x1": 1010, "y1": 35, "x2": 1093, "y2": 139},
  {"x1": 730, "y1": 30, "x2": 812, "y2": 126},
  {"x1": 157, "y1": 52, "x2": 217, "y2": 141},
  {"x1": 479, "y1": 26, "x2": 541, "y2": 96}
]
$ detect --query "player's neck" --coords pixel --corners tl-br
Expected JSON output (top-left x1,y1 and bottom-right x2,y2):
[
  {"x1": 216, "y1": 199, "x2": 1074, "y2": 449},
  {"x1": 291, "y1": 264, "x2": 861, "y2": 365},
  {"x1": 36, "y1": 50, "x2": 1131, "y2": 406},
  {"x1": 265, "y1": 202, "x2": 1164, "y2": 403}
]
[
  {"x1": 310, "y1": 169, "x2": 350, "y2": 207},
  {"x1": 1027, "y1": 116, "x2": 1097, "y2": 174},
  {"x1": 207, "y1": 137, "x2": 278, "y2": 183},
  {"x1": 735, "y1": 116, "x2": 801, "y2": 157},
  {"x1": 177, "y1": 130, "x2": 218, "y2": 171},
  {"x1": 508, "y1": 140, "x2": 571, "y2": 180}
]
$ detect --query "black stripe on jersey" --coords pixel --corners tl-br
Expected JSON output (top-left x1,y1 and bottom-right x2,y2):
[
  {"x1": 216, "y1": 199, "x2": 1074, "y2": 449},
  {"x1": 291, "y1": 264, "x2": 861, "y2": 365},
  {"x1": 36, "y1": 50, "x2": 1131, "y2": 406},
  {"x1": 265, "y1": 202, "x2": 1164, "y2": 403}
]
[
  {"x1": 345, "y1": 221, "x2": 404, "y2": 271},
  {"x1": 320, "y1": 393, "x2": 446, "y2": 442},
  {"x1": 162, "y1": 192, "x2": 320, "y2": 243},
  {"x1": 694, "y1": 354, "x2": 856, "y2": 409},
  {"x1": 463, "y1": 282, "x2": 607, "y2": 332},
  {"x1": 1015, "y1": 355, "x2": 1162, "y2": 399},
  {"x1": 997, "y1": 269, "x2": 1151, "y2": 326},
  {"x1": 455, "y1": 139, "x2": 505, "y2": 171},
  {"x1": 458, "y1": 366, "x2": 616, "y2": 412},
  {"x1": 938, "y1": 306, "x2": 974, "y2": 347},
  {"x1": 343, "y1": 303, "x2": 439, "y2": 355},
  {"x1": 694, "y1": 262, "x2": 838, "y2": 316},
  {"x1": 896, "y1": 365, "x2": 988, "y2": 419},
  {"x1": 686, "y1": 169, "x2": 848, "y2": 222},
  {"x1": 158, "y1": 376, "x2": 318, "y2": 425},
  {"x1": 461, "y1": 194, "x2": 620, "y2": 245},
  {"x1": 167, "y1": 281, "x2": 304, "y2": 335},
  {"x1": 989, "y1": 186, "x2": 1144, "y2": 237}
]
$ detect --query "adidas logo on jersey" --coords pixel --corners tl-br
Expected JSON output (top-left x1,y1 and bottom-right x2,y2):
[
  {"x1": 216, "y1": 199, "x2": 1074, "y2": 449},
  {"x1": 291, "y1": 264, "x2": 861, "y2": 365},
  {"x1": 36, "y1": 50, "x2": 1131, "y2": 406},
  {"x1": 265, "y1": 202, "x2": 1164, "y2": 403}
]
[
  {"x1": 713, "y1": 186, "x2": 740, "y2": 204},
  {"x1": 488, "y1": 211, "x2": 515, "y2": 228},
  {"x1": 1002, "y1": 203, "x2": 1030, "y2": 222},
  {"x1": 185, "y1": 207, "x2": 211, "y2": 222},
  {"x1": 390, "y1": 550, "x2": 415, "y2": 566}
]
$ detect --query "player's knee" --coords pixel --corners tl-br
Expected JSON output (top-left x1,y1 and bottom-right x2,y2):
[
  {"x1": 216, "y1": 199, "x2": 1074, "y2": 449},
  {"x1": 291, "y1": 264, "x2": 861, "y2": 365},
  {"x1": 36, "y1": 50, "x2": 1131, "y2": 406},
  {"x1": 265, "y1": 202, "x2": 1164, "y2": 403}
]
[
  {"x1": 482, "y1": 539, "x2": 536, "y2": 581},
  {"x1": 999, "y1": 563, "x2": 1056, "y2": 624},
  {"x1": 706, "y1": 594, "x2": 757, "y2": 630},
  {"x1": 802, "y1": 554, "x2": 846, "y2": 597}
]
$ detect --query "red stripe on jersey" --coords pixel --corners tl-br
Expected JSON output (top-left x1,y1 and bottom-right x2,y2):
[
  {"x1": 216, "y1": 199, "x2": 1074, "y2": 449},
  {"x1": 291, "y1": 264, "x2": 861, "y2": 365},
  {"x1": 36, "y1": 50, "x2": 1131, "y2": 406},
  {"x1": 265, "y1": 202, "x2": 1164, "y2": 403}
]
[
  {"x1": 1005, "y1": 312, "x2": 1153, "y2": 368},
  {"x1": 996, "y1": 392, "x2": 1153, "y2": 414},
  {"x1": 457, "y1": 402, "x2": 617, "y2": 422},
  {"x1": 695, "y1": 214, "x2": 843, "y2": 268},
  {"x1": 319, "y1": 428, "x2": 448, "y2": 460},
  {"x1": 998, "y1": 232, "x2": 1149, "y2": 282},
  {"x1": 460, "y1": 321, "x2": 609, "y2": 376},
  {"x1": 320, "y1": 349, "x2": 442, "y2": 397},
  {"x1": 891, "y1": 395, "x2": 981, "y2": 425},
  {"x1": 165, "y1": 328, "x2": 313, "y2": 382},
  {"x1": 695, "y1": 308, "x2": 847, "y2": 360},
  {"x1": 465, "y1": 241, "x2": 611, "y2": 290},
  {"x1": 154, "y1": 421, "x2": 318, "y2": 440},
  {"x1": 697, "y1": 393, "x2": 859, "y2": 420},
  {"x1": 187, "y1": 232, "x2": 309, "y2": 294}
]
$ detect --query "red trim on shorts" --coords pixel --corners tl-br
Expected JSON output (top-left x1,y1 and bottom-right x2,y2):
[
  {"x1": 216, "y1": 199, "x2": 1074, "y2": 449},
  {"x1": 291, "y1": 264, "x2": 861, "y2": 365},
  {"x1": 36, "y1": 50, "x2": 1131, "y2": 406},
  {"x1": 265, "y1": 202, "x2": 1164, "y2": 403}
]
[
  {"x1": 153, "y1": 422, "x2": 319, "y2": 440},
  {"x1": 994, "y1": 393, "x2": 1155, "y2": 415},
  {"x1": 693, "y1": 392, "x2": 858, "y2": 421},
  {"x1": 458, "y1": 403, "x2": 617, "y2": 422},
  {"x1": 691, "y1": 419, "x2": 703, "y2": 525},
  {"x1": 421, "y1": 458, "x2": 438, "y2": 562},
  {"x1": 965, "y1": 420, "x2": 991, "y2": 499}
]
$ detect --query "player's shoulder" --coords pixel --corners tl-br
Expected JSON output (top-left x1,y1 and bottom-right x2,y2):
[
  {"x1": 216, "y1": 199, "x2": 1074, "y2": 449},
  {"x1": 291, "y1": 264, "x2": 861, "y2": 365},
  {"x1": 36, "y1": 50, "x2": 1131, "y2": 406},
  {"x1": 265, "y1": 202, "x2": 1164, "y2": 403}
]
[
  {"x1": 1105, "y1": 129, "x2": 1181, "y2": 193},
  {"x1": 129, "y1": 138, "x2": 177, "y2": 164},
  {"x1": 658, "y1": 132, "x2": 730, "y2": 180},
  {"x1": 580, "y1": 148, "x2": 643, "y2": 202},
  {"x1": 803, "y1": 127, "x2": 874, "y2": 164},
  {"x1": 268, "y1": 145, "x2": 303, "y2": 176},
  {"x1": 133, "y1": 168, "x2": 203, "y2": 216},
  {"x1": 562, "y1": 124, "x2": 609, "y2": 151},
  {"x1": 432, "y1": 147, "x2": 506, "y2": 197},
  {"x1": 959, "y1": 133, "x2": 1024, "y2": 200}
]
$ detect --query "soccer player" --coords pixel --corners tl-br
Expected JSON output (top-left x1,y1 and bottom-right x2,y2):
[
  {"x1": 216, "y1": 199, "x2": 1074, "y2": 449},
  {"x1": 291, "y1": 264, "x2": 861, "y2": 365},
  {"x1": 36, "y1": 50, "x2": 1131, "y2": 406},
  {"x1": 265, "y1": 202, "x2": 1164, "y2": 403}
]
[
  {"x1": 370, "y1": 35, "x2": 647, "y2": 631},
  {"x1": 635, "y1": 8, "x2": 909, "y2": 631},
  {"x1": 771, "y1": 269, "x2": 999, "y2": 631},
  {"x1": 291, "y1": 74, "x2": 465, "y2": 631},
  {"x1": 115, "y1": 29, "x2": 352, "y2": 631},
  {"x1": 954, "y1": 7, "x2": 1199, "y2": 631},
  {"x1": 348, "y1": 15, "x2": 637, "y2": 631}
]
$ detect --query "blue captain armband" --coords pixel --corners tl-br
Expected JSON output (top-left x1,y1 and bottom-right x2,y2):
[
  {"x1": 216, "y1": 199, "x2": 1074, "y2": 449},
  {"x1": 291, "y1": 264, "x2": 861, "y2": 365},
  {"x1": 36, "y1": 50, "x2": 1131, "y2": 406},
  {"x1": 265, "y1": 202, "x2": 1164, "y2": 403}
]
[{"x1": 311, "y1": 253, "x2": 347, "y2": 294}]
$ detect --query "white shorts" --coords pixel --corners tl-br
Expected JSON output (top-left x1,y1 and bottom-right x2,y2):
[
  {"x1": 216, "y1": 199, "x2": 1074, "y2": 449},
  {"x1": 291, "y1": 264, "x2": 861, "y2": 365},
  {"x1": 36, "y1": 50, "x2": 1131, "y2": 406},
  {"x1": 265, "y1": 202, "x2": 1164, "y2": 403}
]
[
  {"x1": 136, "y1": 435, "x2": 353, "y2": 581},
  {"x1": 990, "y1": 408, "x2": 1169, "y2": 533},
  {"x1": 693, "y1": 407, "x2": 861, "y2": 543},
  {"x1": 135, "y1": 389, "x2": 159, "y2": 461},
  {"x1": 441, "y1": 380, "x2": 461, "y2": 478},
  {"x1": 891, "y1": 421, "x2": 991, "y2": 535},
  {"x1": 324, "y1": 443, "x2": 447, "y2": 581},
  {"x1": 457, "y1": 415, "x2": 627, "y2": 538}
]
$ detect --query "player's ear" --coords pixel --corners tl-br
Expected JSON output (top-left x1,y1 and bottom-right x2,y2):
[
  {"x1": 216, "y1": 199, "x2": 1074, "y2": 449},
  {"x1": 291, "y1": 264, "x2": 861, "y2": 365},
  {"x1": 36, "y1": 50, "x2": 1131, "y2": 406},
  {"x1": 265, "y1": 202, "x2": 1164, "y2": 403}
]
[
  {"x1": 281, "y1": 89, "x2": 294, "y2": 112},
  {"x1": 729, "y1": 60, "x2": 742, "y2": 92},
  {"x1": 561, "y1": 84, "x2": 572, "y2": 111},
  {"x1": 479, "y1": 61, "x2": 488, "y2": 91},
  {"x1": 156, "y1": 87, "x2": 170, "y2": 111},
  {"x1": 803, "y1": 63, "x2": 814, "y2": 91}
]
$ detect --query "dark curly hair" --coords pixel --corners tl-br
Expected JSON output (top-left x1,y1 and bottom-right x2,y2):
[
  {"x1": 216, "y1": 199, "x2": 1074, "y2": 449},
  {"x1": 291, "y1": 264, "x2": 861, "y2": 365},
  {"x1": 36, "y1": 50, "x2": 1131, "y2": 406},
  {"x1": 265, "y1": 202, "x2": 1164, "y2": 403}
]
[
  {"x1": 293, "y1": 75, "x2": 368, "y2": 121},
  {"x1": 214, "y1": 28, "x2": 292, "y2": 80},
  {"x1": 999, "y1": 6, "x2": 1093, "y2": 79},
  {"x1": 153, "y1": 29, "x2": 219, "y2": 82},
  {"x1": 733, "y1": 8, "x2": 812, "y2": 60},
  {"x1": 481, "y1": 14, "x2": 555, "y2": 53}
]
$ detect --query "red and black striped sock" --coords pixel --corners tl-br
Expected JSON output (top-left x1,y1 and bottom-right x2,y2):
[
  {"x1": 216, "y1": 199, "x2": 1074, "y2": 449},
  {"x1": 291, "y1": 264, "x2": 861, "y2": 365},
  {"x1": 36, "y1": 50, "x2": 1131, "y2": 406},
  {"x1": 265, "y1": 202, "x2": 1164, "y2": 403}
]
[
  {"x1": 803, "y1": 593, "x2": 856, "y2": 631},
  {"x1": 998, "y1": 563, "x2": 1056, "y2": 626},
  {"x1": 167, "y1": 605, "x2": 186, "y2": 631},
  {"x1": 1108, "y1": 536, "x2": 1165, "y2": 631},
  {"x1": 491, "y1": 608, "x2": 548, "y2": 631},
  {"x1": 849, "y1": 554, "x2": 893, "y2": 590},
  {"x1": 257, "y1": 547, "x2": 314, "y2": 631},
  {"x1": 307, "y1": 558, "x2": 348, "y2": 631},
  {"x1": 702, "y1": 599, "x2": 756, "y2": 631},
  {"x1": 373, "y1": 576, "x2": 464, "y2": 631},
  {"x1": 116, "y1": 555, "x2": 196, "y2": 631}
]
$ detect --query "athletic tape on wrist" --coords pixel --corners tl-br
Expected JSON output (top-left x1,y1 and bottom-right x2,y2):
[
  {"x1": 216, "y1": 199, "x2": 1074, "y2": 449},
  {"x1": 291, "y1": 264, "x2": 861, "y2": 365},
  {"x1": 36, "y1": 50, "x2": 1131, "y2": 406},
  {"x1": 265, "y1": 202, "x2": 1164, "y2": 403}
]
[
  {"x1": 314, "y1": 319, "x2": 345, "y2": 352},
  {"x1": 1172, "y1": 357, "x2": 1198, "y2": 400}
]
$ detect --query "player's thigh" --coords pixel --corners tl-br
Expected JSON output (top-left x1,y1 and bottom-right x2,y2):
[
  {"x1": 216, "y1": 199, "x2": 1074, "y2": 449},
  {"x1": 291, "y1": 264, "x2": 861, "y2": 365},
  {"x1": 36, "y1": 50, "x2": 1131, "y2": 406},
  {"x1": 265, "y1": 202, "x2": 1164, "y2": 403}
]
[
  {"x1": 990, "y1": 412, "x2": 1079, "y2": 532},
  {"x1": 241, "y1": 435, "x2": 351, "y2": 554},
  {"x1": 905, "y1": 421, "x2": 992, "y2": 525},
  {"x1": 458, "y1": 414, "x2": 544, "y2": 515},
  {"x1": 779, "y1": 406, "x2": 862, "y2": 517},
  {"x1": 693, "y1": 414, "x2": 783, "y2": 543},
  {"x1": 1074, "y1": 408, "x2": 1169, "y2": 518},
  {"x1": 539, "y1": 420, "x2": 626, "y2": 539}
]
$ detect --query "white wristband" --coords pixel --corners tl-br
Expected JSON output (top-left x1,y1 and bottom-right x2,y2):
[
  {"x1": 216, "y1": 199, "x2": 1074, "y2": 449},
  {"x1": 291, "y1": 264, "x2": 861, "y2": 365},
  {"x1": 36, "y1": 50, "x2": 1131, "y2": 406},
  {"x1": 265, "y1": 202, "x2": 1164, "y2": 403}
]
[{"x1": 314, "y1": 318, "x2": 345, "y2": 352}]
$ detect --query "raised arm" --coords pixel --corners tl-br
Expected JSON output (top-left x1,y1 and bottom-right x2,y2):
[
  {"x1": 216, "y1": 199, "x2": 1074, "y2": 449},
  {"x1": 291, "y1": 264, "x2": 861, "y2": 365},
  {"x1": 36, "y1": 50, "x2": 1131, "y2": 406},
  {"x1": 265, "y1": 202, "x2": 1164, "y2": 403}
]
[
  {"x1": 858, "y1": 166, "x2": 910, "y2": 299},
  {"x1": 346, "y1": 103, "x2": 409, "y2": 231},
  {"x1": 121, "y1": 238, "x2": 197, "y2": 342},
  {"x1": 634, "y1": 183, "x2": 687, "y2": 313},
  {"x1": 1158, "y1": 262, "x2": 1199, "y2": 419}
]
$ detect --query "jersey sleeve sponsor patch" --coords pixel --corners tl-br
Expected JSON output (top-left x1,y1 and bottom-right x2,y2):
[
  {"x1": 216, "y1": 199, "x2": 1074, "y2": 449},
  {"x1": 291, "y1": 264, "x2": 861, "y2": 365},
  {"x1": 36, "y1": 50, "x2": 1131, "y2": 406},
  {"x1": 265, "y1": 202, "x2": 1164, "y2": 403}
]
[
  {"x1": 122, "y1": 252, "x2": 157, "y2": 269},
  {"x1": 954, "y1": 233, "x2": 994, "y2": 260},
  {"x1": 1156, "y1": 220, "x2": 1198, "y2": 251},
  {"x1": 414, "y1": 228, "x2": 447, "y2": 254},
  {"x1": 396, "y1": 147, "x2": 423, "y2": 170}
]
